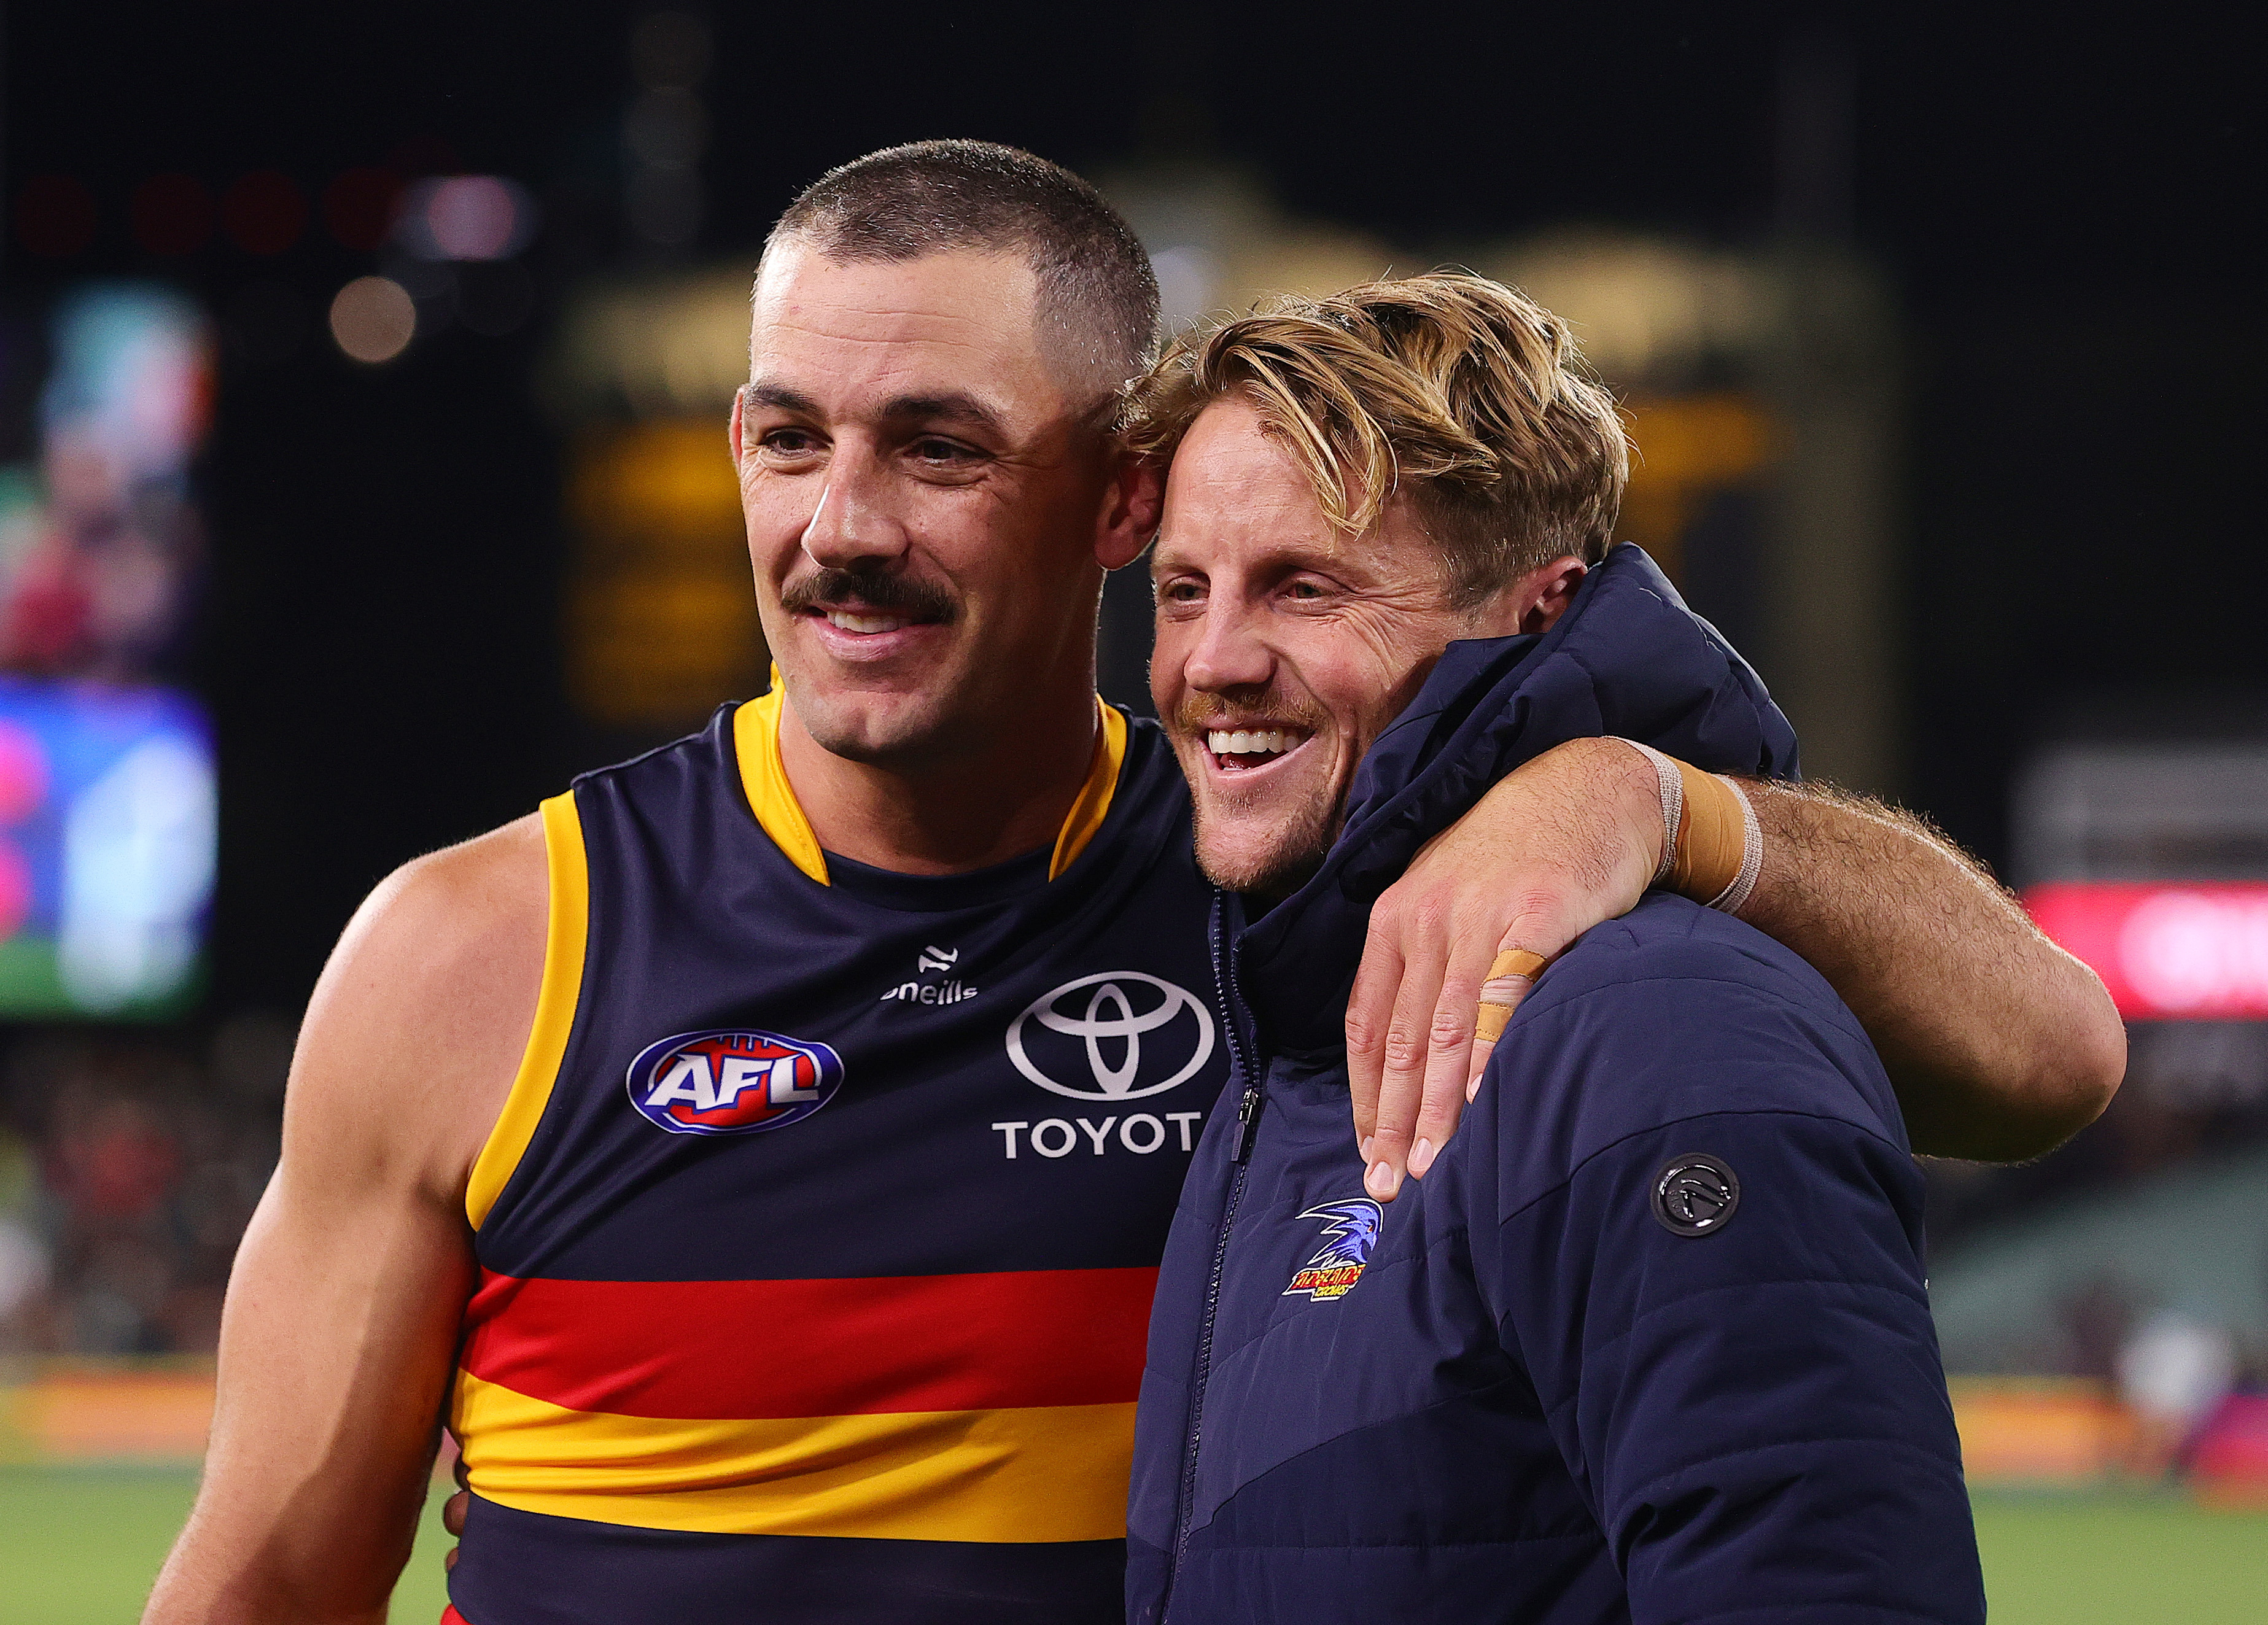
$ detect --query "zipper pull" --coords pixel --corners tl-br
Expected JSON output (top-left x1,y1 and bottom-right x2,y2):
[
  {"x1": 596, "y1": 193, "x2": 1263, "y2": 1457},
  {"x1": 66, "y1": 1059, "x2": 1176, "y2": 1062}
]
[{"x1": 1233, "y1": 1082, "x2": 1262, "y2": 1162}]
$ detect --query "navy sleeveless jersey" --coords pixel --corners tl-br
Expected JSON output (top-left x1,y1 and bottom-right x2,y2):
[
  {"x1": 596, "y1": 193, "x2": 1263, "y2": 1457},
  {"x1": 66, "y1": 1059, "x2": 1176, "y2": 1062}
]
[{"x1": 445, "y1": 690, "x2": 1229, "y2": 1624}]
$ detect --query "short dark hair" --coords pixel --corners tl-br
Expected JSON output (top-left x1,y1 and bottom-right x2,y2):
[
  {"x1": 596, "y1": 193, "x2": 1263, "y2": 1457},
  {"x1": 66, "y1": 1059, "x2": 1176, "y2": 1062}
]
[{"x1": 766, "y1": 140, "x2": 1160, "y2": 398}]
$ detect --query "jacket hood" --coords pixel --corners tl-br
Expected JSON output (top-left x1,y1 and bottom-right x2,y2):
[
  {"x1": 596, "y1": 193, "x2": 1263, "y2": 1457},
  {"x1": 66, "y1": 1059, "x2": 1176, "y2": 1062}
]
[{"x1": 1230, "y1": 543, "x2": 1800, "y2": 1055}]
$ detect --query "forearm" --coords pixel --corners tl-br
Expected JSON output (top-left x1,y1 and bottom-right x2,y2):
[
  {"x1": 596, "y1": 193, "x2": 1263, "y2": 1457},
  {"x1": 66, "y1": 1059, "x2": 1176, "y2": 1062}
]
[
  {"x1": 144, "y1": 1184, "x2": 470, "y2": 1623},
  {"x1": 1732, "y1": 779, "x2": 2125, "y2": 1160}
]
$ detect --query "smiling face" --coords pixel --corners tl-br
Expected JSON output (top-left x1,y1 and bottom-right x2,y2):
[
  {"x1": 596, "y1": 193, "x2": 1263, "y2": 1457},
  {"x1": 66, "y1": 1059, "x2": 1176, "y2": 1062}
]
[
  {"x1": 1152, "y1": 395, "x2": 1580, "y2": 898},
  {"x1": 734, "y1": 241, "x2": 1133, "y2": 770}
]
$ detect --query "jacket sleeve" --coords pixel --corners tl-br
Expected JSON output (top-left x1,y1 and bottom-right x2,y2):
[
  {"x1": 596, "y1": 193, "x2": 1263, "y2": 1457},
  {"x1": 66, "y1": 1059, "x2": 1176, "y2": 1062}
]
[{"x1": 1483, "y1": 977, "x2": 1986, "y2": 1624}]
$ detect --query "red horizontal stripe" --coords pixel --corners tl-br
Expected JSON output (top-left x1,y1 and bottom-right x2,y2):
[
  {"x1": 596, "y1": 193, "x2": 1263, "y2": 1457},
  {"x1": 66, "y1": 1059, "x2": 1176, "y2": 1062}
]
[{"x1": 459, "y1": 1266, "x2": 1156, "y2": 1419}]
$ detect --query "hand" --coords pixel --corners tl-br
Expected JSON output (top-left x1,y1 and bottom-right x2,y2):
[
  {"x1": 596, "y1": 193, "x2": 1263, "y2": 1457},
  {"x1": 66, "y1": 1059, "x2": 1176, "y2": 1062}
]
[
  {"x1": 1346, "y1": 737, "x2": 1664, "y2": 1200},
  {"x1": 443, "y1": 1450, "x2": 469, "y2": 1572}
]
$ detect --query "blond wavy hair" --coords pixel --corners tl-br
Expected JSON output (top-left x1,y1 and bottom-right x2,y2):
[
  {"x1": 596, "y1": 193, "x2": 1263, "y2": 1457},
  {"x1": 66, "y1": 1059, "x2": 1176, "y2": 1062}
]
[{"x1": 1127, "y1": 271, "x2": 1629, "y2": 603}]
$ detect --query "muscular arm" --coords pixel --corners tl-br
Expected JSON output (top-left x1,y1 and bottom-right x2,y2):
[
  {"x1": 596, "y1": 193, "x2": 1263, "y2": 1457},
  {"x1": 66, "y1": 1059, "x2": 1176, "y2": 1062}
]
[
  {"x1": 1348, "y1": 739, "x2": 2124, "y2": 1193},
  {"x1": 144, "y1": 818, "x2": 545, "y2": 1625},
  {"x1": 1733, "y1": 775, "x2": 2122, "y2": 1160}
]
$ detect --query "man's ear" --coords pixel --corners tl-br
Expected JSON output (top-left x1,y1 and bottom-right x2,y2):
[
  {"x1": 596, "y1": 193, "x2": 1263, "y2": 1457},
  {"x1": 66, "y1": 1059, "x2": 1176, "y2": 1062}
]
[
  {"x1": 1097, "y1": 449, "x2": 1165, "y2": 572},
  {"x1": 1515, "y1": 556, "x2": 1588, "y2": 635},
  {"x1": 728, "y1": 384, "x2": 747, "y2": 464}
]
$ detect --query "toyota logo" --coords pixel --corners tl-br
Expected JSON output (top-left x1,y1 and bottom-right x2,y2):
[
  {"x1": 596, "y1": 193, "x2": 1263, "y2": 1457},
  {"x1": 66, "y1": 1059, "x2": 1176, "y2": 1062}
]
[{"x1": 1006, "y1": 972, "x2": 1216, "y2": 1101}]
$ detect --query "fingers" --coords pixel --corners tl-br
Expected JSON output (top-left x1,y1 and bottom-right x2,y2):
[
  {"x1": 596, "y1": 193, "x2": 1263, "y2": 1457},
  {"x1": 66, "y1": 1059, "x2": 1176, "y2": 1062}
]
[
  {"x1": 1361, "y1": 898, "x2": 1458, "y2": 1203},
  {"x1": 1343, "y1": 913, "x2": 1407, "y2": 1160},
  {"x1": 443, "y1": 1489, "x2": 468, "y2": 1537}
]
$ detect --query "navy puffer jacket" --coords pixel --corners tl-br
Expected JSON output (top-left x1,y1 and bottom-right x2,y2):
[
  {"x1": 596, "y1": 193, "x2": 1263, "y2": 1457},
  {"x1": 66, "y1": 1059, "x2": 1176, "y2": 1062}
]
[{"x1": 1127, "y1": 545, "x2": 1983, "y2": 1625}]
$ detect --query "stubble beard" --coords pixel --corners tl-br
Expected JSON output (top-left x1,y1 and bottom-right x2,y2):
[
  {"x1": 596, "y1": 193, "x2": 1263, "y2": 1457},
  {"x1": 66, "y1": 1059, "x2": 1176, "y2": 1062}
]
[{"x1": 1187, "y1": 776, "x2": 1342, "y2": 902}]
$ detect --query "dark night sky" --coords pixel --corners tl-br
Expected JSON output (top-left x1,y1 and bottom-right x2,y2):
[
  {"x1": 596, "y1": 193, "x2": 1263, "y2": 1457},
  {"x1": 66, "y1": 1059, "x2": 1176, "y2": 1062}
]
[{"x1": 2, "y1": 1, "x2": 2261, "y2": 1012}]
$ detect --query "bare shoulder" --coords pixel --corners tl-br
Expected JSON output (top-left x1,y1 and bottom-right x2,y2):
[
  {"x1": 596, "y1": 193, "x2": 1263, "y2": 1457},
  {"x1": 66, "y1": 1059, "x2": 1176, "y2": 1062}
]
[{"x1": 287, "y1": 812, "x2": 552, "y2": 1202}]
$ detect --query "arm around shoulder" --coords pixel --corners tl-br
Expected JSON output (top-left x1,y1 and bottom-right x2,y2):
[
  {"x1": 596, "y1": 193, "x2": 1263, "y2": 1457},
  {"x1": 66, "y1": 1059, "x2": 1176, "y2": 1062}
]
[
  {"x1": 1733, "y1": 778, "x2": 2126, "y2": 1160},
  {"x1": 144, "y1": 816, "x2": 548, "y2": 1625}
]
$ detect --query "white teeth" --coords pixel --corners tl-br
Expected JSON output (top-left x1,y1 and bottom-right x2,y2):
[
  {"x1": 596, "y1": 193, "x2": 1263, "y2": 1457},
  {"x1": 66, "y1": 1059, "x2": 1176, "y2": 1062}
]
[
  {"x1": 826, "y1": 610, "x2": 906, "y2": 634},
  {"x1": 1206, "y1": 728, "x2": 1307, "y2": 759}
]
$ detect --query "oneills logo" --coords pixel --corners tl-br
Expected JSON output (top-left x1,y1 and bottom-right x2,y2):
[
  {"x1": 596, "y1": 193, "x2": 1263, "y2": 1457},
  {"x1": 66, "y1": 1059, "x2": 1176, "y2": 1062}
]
[{"x1": 1283, "y1": 1198, "x2": 1384, "y2": 1301}]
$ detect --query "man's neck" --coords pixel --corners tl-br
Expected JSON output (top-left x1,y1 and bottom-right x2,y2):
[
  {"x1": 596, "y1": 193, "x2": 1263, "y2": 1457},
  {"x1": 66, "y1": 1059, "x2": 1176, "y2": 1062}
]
[{"x1": 775, "y1": 680, "x2": 1102, "y2": 876}]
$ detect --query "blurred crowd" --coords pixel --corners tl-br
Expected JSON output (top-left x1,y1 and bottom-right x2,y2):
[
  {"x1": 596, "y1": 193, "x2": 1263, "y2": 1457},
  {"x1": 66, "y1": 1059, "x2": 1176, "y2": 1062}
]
[{"x1": 0, "y1": 1013, "x2": 288, "y2": 1356}]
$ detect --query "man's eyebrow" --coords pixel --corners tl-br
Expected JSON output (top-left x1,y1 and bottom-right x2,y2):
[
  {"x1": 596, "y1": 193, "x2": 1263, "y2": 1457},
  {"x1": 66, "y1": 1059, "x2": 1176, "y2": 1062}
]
[
  {"x1": 744, "y1": 382, "x2": 822, "y2": 415},
  {"x1": 876, "y1": 392, "x2": 1008, "y2": 438}
]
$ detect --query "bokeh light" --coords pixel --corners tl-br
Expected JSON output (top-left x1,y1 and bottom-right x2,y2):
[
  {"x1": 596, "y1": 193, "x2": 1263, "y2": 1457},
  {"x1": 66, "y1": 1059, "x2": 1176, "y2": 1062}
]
[
  {"x1": 128, "y1": 174, "x2": 213, "y2": 256},
  {"x1": 328, "y1": 276, "x2": 416, "y2": 364},
  {"x1": 219, "y1": 171, "x2": 307, "y2": 255},
  {"x1": 321, "y1": 166, "x2": 403, "y2": 252},
  {"x1": 398, "y1": 175, "x2": 535, "y2": 261}
]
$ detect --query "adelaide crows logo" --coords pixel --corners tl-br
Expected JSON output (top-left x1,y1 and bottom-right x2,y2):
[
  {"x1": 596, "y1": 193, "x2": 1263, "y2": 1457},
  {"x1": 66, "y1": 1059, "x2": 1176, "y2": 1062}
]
[
  {"x1": 1283, "y1": 1198, "x2": 1384, "y2": 1301},
  {"x1": 627, "y1": 1028, "x2": 844, "y2": 1137}
]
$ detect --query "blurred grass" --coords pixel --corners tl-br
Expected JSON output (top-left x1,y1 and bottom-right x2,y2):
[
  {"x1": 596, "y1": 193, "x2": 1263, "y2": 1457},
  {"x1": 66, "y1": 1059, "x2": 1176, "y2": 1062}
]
[
  {"x1": 2, "y1": 1471, "x2": 2266, "y2": 1623},
  {"x1": 1970, "y1": 1489, "x2": 2268, "y2": 1625},
  {"x1": 0, "y1": 1465, "x2": 454, "y2": 1624}
]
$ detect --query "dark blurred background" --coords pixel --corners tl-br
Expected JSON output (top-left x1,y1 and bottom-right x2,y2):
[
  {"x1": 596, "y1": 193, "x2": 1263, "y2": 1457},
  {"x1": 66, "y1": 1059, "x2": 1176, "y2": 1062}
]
[{"x1": 1, "y1": 0, "x2": 2265, "y2": 1517}]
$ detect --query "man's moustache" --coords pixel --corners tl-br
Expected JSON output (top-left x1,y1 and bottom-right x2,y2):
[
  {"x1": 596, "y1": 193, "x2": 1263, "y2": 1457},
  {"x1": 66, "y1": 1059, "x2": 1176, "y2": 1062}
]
[{"x1": 780, "y1": 567, "x2": 957, "y2": 622}]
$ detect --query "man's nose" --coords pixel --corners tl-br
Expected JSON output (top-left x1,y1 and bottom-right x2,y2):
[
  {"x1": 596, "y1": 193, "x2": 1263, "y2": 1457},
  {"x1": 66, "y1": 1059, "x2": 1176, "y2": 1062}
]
[
  {"x1": 799, "y1": 452, "x2": 907, "y2": 571},
  {"x1": 1183, "y1": 600, "x2": 1276, "y2": 696}
]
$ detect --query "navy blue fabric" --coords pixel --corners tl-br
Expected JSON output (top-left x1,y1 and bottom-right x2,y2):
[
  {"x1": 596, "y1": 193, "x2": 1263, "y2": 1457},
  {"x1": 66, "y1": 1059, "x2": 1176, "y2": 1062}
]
[
  {"x1": 452, "y1": 704, "x2": 1229, "y2": 1620},
  {"x1": 454, "y1": 1495, "x2": 1127, "y2": 1624},
  {"x1": 473, "y1": 705, "x2": 1229, "y2": 1286},
  {"x1": 1127, "y1": 546, "x2": 1983, "y2": 1625}
]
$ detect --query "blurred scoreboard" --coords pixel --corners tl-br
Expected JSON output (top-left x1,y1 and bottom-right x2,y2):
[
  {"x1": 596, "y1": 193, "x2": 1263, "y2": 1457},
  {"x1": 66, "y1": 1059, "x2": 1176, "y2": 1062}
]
[
  {"x1": 2027, "y1": 882, "x2": 2268, "y2": 1020},
  {"x1": 0, "y1": 677, "x2": 214, "y2": 1018}
]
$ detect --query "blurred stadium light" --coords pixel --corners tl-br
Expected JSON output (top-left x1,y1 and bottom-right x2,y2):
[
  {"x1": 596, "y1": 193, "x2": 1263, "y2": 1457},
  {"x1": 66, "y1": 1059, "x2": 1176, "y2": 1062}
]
[{"x1": 546, "y1": 268, "x2": 764, "y2": 735}]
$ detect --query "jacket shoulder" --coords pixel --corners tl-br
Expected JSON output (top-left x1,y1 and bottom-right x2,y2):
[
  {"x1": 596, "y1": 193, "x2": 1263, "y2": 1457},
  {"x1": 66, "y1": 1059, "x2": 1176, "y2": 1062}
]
[{"x1": 1482, "y1": 894, "x2": 1907, "y2": 1187}]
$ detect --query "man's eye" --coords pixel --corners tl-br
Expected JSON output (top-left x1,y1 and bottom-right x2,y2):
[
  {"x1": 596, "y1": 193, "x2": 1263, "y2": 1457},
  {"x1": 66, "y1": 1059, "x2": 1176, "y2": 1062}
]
[
  {"x1": 911, "y1": 437, "x2": 980, "y2": 465},
  {"x1": 1160, "y1": 580, "x2": 1205, "y2": 604},
  {"x1": 759, "y1": 429, "x2": 821, "y2": 456},
  {"x1": 1286, "y1": 580, "x2": 1327, "y2": 600}
]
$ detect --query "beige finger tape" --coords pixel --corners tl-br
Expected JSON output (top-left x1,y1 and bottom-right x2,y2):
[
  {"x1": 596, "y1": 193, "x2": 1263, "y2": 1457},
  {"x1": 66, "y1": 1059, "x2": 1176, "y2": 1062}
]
[{"x1": 1476, "y1": 949, "x2": 1552, "y2": 1043}]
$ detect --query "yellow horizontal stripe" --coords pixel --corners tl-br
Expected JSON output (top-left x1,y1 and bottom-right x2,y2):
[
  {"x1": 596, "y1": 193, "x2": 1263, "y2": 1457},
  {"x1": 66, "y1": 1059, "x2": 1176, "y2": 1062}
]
[
  {"x1": 465, "y1": 793, "x2": 588, "y2": 1230},
  {"x1": 451, "y1": 1369, "x2": 1133, "y2": 1542}
]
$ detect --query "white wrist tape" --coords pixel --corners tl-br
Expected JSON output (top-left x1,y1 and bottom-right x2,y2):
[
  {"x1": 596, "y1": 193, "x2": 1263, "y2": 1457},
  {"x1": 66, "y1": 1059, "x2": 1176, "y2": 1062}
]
[
  {"x1": 1617, "y1": 738, "x2": 1682, "y2": 888},
  {"x1": 1708, "y1": 775, "x2": 1764, "y2": 916}
]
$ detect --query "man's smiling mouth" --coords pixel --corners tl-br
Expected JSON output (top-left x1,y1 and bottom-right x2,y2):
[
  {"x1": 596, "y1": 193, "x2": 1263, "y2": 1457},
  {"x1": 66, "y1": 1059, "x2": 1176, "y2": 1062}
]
[
  {"x1": 1205, "y1": 727, "x2": 1315, "y2": 773},
  {"x1": 821, "y1": 608, "x2": 915, "y2": 635}
]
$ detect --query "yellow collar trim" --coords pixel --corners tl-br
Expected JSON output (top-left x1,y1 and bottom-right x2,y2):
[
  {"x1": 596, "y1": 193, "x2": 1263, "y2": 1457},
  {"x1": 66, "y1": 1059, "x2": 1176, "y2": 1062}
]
[
  {"x1": 732, "y1": 681, "x2": 1127, "y2": 886},
  {"x1": 1049, "y1": 697, "x2": 1126, "y2": 880}
]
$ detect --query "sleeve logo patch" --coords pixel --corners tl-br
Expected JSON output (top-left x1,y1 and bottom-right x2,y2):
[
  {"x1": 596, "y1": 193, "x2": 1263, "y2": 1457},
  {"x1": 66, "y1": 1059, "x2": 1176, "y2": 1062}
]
[
  {"x1": 1651, "y1": 1152, "x2": 1741, "y2": 1236},
  {"x1": 627, "y1": 1028, "x2": 845, "y2": 1136},
  {"x1": 1283, "y1": 1198, "x2": 1384, "y2": 1300}
]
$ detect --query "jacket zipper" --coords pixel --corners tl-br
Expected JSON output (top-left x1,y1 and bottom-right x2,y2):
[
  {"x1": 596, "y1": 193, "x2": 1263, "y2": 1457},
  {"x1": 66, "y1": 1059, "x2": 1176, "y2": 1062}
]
[{"x1": 1162, "y1": 893, "x2": 1260, "y2": 1619}]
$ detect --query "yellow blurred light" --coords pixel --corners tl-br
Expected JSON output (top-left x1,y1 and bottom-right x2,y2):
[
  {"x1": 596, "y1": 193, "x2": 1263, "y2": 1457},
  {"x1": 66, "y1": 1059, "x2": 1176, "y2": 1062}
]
[{"x1": 329, "y1": 276, "x2": 415, "y2": 364}]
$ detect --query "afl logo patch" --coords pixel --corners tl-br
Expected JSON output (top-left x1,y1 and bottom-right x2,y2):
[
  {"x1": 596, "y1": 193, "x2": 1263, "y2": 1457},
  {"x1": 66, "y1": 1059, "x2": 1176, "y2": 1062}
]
[
  {"x1": 627, "y1": 1028, "x2": 844, "y2": 1136},
  {"x1": 1006, "y1": 972, "x2": 1216, "y2": 1102},
  {"x1": 1651, "y1": 1152, "x2": 1740, "y2": 1237}
]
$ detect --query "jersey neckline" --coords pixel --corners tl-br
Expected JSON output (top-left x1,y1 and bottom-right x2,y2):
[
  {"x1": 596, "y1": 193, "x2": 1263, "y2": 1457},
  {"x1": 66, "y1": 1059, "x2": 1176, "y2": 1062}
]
[{"x1": 730, "y1": 679, "x2": 1126, "y2": 888}]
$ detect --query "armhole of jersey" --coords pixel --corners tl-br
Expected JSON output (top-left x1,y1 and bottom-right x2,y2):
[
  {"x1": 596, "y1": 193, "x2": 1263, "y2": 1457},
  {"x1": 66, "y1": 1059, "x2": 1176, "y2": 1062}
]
[
  {"x1": 734, "y1": 683, "x2": 829, "y2": 885},
  {"x1": 1049, "y1": 697, "x2": 1127, "y2": 880},
  {"x1": 465, "y1": 791, "x2": 589, "y2": 1231}
]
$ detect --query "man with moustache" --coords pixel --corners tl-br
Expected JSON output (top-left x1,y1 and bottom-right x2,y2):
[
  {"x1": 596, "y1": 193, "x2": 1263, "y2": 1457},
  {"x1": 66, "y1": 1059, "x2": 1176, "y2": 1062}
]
[
  {"x1": 148, "y1": 145, "x2": 2105, "y2": 1625},
  {"x1": 1128, "y1": 273, "x2": 1983, "y2": 1623}
]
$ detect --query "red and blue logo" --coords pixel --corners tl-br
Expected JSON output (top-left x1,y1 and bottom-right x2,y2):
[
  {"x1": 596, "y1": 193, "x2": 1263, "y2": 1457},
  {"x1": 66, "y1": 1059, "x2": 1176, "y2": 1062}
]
[{"x1": 626, "y1": 1028, "x2": 845, "y2": 1136}]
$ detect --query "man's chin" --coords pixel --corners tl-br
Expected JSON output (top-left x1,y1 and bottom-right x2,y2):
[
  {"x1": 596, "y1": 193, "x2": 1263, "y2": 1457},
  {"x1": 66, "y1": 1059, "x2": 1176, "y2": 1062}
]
[
  {"x1": 1192, "y1": 820, "x2": 1332, "y2": 902},
  {"x1": 790, "y1": 685, "x2": 961, "y2": 768}
]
